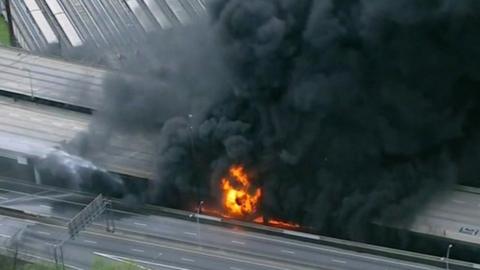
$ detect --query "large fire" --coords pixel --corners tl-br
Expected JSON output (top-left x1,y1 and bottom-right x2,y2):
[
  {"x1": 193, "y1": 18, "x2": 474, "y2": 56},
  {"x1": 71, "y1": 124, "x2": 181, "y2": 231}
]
[
  {"x1": 217, "y1": 165, "x2": 300, "y2": 230},
  {"x1": 221, "y1": 165, "x2": 261, "y2": 217}
]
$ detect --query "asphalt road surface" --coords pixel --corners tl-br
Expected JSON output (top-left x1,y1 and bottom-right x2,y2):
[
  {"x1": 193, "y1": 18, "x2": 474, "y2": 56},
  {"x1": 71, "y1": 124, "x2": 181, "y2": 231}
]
[
  {"x1": 0, "y1": 46, "x2": 105, "y2": 109},
  {"x1": 410, "y1": 187, "x2": 480, "y2": 245},
  {"x1": 0, "y1": 95, "x2": 154, "y2": 179},
  {"x1": 0, "y1": 177, "x2": 442, "y2": 270}
]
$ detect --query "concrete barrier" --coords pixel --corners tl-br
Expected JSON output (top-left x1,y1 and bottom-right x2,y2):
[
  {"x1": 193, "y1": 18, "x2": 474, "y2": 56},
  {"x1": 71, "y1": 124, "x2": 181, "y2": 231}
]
[{"x1": 0, "y1": 179, "x2": 476, "y2": 270}]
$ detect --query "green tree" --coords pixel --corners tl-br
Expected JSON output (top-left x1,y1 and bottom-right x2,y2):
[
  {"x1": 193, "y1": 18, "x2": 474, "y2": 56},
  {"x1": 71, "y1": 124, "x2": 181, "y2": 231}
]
[{"x1": 0, "y1": 16, "x2": 10, "y2": 45}]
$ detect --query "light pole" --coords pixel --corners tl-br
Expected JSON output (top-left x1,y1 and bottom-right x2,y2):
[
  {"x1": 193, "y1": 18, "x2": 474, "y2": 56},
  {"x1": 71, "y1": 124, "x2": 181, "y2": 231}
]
[
  {"x1": 197, "y1": 200, "x2": 204, "y2": 223},
  {"x1": 446, "y1": 244, "x2": 453, "y2": 270},
  {"x1": 196, "y1": 200, "x2": 203, "y2": 247},
  {"x1": 187, "y1": 114, "x2": 195, "y2": 154}
]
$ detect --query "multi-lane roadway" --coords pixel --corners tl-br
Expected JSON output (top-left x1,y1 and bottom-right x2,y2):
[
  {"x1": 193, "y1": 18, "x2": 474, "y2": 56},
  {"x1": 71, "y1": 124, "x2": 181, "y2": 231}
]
[
  {"x1": 0, "y1": 177, "x2": 444, "y2": 270},
  {"x1": 1, "y1": 46, "x2": 480, "y2": 251},
  {"x1": 410, "y1": 186, "x2": 480, "y2": 245},
  {"x1": 0, "y1": 94, "x2": 154, "y2": 179},
  {"x1": 0, "y1": 46, "x2": 105, "y2": 109}
]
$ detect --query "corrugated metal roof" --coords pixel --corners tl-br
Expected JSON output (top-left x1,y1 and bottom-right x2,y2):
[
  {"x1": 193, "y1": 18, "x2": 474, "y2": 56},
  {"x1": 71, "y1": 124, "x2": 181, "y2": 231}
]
[{"x1": 7, "y1": 0, "x2": 208, "y2": 56}]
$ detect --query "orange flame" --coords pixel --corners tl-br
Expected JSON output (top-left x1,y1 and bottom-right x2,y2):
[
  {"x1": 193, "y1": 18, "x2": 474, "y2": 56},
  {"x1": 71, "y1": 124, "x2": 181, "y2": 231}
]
[
  {"x1": 216, "y1": 165, "x2": 300, "y2": 230},
  {"x1": 267, "y1": 219, "x2": 301, "y2": 229},
  {"x1": 253, "y1": 216, "x2": 300, "y2": 229},
  {"x1": 221, "y1": 165, "x2": 261, "y2": 217}
]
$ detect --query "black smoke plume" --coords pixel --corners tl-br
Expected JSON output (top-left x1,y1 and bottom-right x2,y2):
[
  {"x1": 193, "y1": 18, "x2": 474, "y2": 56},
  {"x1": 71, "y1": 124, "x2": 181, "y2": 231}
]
[{"x1": 71, "y1": 0, "x2": 480, "y2": 241}]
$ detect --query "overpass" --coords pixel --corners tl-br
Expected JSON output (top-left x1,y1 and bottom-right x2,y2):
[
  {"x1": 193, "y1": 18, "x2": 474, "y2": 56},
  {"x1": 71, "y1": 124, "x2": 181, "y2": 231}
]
[
  {"x1": 410, "y1": 185, "x2": 480, "y2": 246},
  {"x1": 0, "y1": 45, "x2": 104, "y2": 109},
  {"x1": 0, "y1": 46, "x2": 153, "y2": 179},
  {"x1": 0, "y1": 46, "x2": 480, "y2": 251}
]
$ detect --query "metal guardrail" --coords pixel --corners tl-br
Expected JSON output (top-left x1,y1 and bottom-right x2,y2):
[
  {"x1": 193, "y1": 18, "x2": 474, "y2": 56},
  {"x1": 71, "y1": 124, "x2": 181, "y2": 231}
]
[
  {"x1": 0, "y1": 179, "x2": 477, "y2": 269},
  {"x1": 135, "y1": 204, "x2": 480, "y2": 270}
]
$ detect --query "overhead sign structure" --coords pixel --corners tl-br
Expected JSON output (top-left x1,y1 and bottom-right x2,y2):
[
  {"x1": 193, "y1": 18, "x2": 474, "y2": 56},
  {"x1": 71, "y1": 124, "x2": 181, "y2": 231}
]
[{"x1": 67, "y1": 194, "x2": 113, "y2": 239}]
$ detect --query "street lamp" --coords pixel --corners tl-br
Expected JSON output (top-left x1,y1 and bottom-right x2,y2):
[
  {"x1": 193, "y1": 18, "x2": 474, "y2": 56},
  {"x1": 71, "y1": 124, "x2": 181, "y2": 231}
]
[
  {"x1": 197, "y1": 200, "x2": 204, "y2": 225},
  {"x1": 187, "y1": 114, "x2": 195, "y2": 153},
  {"x1": 195, "y1": 200, "x2": 204, "y2": 246},
  {"x1": 446, "y1": 244, "x2": 453, "y2": 270}
]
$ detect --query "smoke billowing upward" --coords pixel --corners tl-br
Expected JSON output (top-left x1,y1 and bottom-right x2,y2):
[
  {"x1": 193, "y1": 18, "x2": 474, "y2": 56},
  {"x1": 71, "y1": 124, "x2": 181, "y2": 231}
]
[
  {"x1": 70, "y1": 0, "x2": 480, "y2": 240},
  {"x1": 37, "y1": 150, "x2": 126, "y2": 198}
]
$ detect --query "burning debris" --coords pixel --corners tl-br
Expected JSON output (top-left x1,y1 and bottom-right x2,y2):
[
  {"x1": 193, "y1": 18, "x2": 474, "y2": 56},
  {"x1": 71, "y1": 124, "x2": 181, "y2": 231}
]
[
  {"x1": 221, "y1": 165, "x2": 261, "y2": 218},
  {"x1": 253, "y1": 216, "x2": 300, "y2": 230},
  {"x1": 205, "y1": 164, "x2": 300, "y2": 229}
]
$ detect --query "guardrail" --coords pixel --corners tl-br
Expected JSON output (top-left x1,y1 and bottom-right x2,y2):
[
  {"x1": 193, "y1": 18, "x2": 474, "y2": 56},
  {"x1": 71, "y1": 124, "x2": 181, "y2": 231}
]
[
  {"x1": 117, "y1": 203, "x2": 480, "y2": 270},
  {"x1": 0, "y1": 178, "x2": 478, "y2": 270},
  {"x1": 2, "y1": 202, "x2": 477, "y2": 269}
]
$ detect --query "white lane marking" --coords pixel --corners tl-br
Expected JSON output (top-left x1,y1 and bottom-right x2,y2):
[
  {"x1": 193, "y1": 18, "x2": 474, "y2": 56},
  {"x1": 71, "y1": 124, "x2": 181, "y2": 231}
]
[
  {"x1": 39, "y1": 204, "x2": 50, "y2": 208},
  {"x1": 88, "y1": 224, "x2": 296, "y2": 270},
  {"x1": 332, "y1": 259, "x2": 347, "y2": 264},
  {"x1": 452, "y1": 199, "x2": 466, "y2": 204},
  {"x1": 0, "y1": 233, "x2": 11, "y2": 238},
  {"x1": 181, "y1": 258, "x2": 195, "y2": 263},
  {"x1": 0, "y1": 190, "x2": 51, "y2": 205},
  {"x1": 0, "y1": 208, "x2": 297, "y2": 270},
  {"x1": 83, "y1": 240, "x2": 97, "y2": 244},
  {"x1": 231, "y1": 240, "x2": 245, "y2": 245},
  {"x1": 134, "y1": 222, "x2": 147, "y2": 226},
  {"x1": 230, "y1": 267, "x2": 243, "y2": 270},
  {"x1": 95, "y1": 252, "x2": 190, "y2": 270},
  {"x1": 183, "y1": 232, "x2": 197, "y2": 236},
  {"x1": 281, "y1": 249, "x2": 295, "y2": 255},
  {"x1": 0, "y1": 247, "x2": 84, "y2": 270},
  {"x1": 231, "y1": 232, "x2": 431, "y2": 270},
  {"x1": 37, "y1": 231, "x2": 51, "y2": 235},
  {"x1": 131, "y1": 248, "x2": 144, "y2": 253},
  {"x1": 0, "y1": 183, "x2": 144, "y2": 218}
]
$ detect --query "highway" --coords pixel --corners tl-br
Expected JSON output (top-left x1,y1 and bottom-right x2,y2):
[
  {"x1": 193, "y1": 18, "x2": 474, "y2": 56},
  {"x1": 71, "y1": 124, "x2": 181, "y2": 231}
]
[
  {"x1": 0, "y1": 177, "x2": 442, "y2": 270},
  {"x1": 0, "y1": 93, "x2": 479, "y2": 258},
  {"x1": 411, "y1": 186, "x2": 480, "y2": 245},
  {"x1": 0, "y1": 95, "x2": 154, "y2": 179},
  {"x1": 0, "y1": 46, "x2": 105, "y2": 109}
]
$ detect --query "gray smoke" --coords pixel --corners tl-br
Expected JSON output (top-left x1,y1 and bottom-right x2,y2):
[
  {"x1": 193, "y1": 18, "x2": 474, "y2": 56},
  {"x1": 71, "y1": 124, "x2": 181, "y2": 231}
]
[
  {"x1": 70, "y1": 0, "x2": 480, "y2": 240},
  {"x1": 36, "y1": 150, "x2": 126, "y2": 198}
]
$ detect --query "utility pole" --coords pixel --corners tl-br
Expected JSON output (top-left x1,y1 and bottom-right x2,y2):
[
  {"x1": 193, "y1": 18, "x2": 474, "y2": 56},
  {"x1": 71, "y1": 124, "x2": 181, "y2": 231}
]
[
  {"x1": 53, "y1": 194, "x2": 114, "y2": 270},
  {"x1": 105, "y1": 199, "x2": 115, "y2": 233},
  {"x1": 4, "y1": 0, "x2": 17, "y2": 46},
  {"x1": 11, "y1": 242, "x2": 17, "y2": 270},
  {"x1": 9, "y1": 227, "x2": 26, "y2": 270},
  {"x1": 196, "y1": 201, "x2": 203, "y2": 246},
  {"x1": 445, "y1": 244, "x2": 453, "y2": 270}
]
